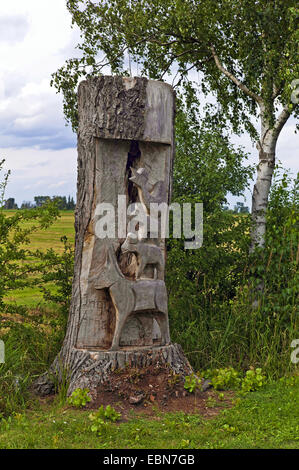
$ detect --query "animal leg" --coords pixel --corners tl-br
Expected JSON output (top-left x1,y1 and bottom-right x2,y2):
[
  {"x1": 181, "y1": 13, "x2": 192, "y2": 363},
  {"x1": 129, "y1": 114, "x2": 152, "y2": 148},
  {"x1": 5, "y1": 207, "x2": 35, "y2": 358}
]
[
  {"x1": 136, "y1": 257, "x2": 146, "y2": 279},
  {"x1": 110, "y1": 311, "x2": 130, "y2": 351},
  {"x1": 155, "y1": 313, "x2": 170, "y2": 345}
]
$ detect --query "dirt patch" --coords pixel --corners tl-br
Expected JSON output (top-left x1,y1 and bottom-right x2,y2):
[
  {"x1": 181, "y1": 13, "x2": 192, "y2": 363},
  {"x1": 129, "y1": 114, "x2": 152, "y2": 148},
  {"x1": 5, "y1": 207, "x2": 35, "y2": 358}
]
[{"x1": 87, "y1": 364, "x2": 234, "y2": 419}]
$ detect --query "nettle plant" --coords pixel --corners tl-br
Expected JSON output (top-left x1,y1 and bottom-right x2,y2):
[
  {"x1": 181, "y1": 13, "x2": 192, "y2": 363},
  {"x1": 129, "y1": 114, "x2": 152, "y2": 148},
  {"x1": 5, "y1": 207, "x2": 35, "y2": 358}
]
[
  {"x1": 184, "y1": 374, "x2": 202, "y2": 393},
  {"x1": 206, "y1": 367, "x2": 241, "y2": 391},
  {"x1": 89, "y1": 405, "x2": 121, "y2": 436},
  {"x1": 241, "y1": 368, "x2": 267, "y2": 393},
  {"x1": 67, "y1": 388, "x2": 91, "y2": 408}
]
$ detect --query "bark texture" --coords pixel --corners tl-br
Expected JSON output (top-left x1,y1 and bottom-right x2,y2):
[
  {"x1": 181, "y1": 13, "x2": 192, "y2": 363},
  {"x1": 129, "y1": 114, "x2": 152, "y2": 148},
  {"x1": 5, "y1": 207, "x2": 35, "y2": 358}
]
[
  {"x1": 34, "y1": 76, "x2": 191, "y2": 398},
  {"x1": 250, "y1": 104, "x2": 290, "y2": 251},
  {"x1": 34, "y1": 343, "x2": 193, "y2": 398}
]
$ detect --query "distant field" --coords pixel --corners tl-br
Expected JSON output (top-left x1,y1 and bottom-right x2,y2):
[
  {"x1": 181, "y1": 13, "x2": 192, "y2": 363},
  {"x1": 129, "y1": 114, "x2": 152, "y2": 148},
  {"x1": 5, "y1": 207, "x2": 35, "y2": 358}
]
[
  {"x1": 3, "y1": 210, "x2": 75, "y2": 307},
  {"x1": 3, "y1": 209, "x2": 75, "y2": 252}
]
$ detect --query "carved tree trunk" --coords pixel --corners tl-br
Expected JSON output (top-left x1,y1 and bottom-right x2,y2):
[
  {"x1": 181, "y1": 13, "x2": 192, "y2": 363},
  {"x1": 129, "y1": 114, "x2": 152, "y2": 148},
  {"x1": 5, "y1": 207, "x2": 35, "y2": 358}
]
[{"x1": 34, "y1": 76, "x2": 192, "y2": 398}]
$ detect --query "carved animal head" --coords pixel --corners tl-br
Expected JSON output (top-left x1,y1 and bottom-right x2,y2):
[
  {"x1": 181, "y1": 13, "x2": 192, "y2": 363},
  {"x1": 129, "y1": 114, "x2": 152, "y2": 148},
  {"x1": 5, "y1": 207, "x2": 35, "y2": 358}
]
[
  {"x1": 129, "y1": 167, "x2": 149, "y2": 188},
  {"x1": 121, "y1": 232, "x2": 138, "y2": 253}
]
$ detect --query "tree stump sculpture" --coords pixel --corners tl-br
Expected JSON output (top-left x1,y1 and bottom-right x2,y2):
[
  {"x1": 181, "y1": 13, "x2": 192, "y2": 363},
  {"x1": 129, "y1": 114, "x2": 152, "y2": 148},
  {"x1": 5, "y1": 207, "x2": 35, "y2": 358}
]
[{"x1": 34, "y1": 76, "x2": 192, "y2": 398}]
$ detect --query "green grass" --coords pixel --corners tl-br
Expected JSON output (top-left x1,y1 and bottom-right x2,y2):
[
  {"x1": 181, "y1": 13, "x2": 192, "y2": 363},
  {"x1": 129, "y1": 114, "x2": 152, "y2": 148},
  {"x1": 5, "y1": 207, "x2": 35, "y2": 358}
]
[
  {"x1": 0, "y1": 378, "x2": 298, "y2": 449},
  {"x1": 3, "y1": 210, "x2": 75, "y2": 307},
  {"x1": 1, "y1": 208, "x2": 298, "y2": 449}
]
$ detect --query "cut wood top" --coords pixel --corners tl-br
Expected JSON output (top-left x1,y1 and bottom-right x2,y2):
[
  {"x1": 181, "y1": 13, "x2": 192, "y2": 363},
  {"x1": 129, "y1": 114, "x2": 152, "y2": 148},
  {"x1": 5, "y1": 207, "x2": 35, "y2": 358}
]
[{"x1": 78, "y1": 76, "x2": 175, "y2": 144}]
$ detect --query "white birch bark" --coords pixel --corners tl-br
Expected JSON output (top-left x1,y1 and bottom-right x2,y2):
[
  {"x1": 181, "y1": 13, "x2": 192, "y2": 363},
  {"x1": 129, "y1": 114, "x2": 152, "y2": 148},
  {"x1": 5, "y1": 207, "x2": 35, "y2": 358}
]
[{"x1": 250, "y1": 104, "x2": 291, "y2": 251}]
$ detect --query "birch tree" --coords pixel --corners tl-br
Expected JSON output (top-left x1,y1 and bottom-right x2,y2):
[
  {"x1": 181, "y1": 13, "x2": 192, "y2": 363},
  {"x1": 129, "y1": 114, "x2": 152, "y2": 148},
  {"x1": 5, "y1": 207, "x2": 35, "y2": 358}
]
[{"x1": 53, "y1": 0, "x2": 299, "y2": 249}]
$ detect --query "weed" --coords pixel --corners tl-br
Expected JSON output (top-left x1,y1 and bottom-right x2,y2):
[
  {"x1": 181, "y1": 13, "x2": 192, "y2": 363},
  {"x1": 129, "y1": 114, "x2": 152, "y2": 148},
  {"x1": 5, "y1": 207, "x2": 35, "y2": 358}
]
[
  {"x1": 184, "y1": 374, "x2": 201, "y2": 393},
  {"x1": 89, "y1": 405, "x2": 121, "y2": 436},
  {"x1": 67, "y1": 388, "x2": 91, "y2": 408}
]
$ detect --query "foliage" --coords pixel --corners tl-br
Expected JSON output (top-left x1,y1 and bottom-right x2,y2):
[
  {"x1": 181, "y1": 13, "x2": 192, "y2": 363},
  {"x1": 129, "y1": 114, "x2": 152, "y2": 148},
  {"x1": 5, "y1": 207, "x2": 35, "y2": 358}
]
[
  {"x1": 67, "y1": 388, "x2": 91, "y2": 408},
  {"x1": 34, "y1": 195, "x2": 76, "y2": 210},
  {"x1": 241, "y1": 368, "x2": 267, "y2": 393},
  {"x1": 53, "y1": 0, "x2": 298, "y2": 134},
  {"x1": 184, "y1": 374, "x2": 201, "y2": 393},
  {"x1": 89, "y1": 405, "x2": 121, "y2": 435},
  {"x1": 0, "y1": 319, "x2": 64, "y2": 417},
  {"x1": 0, "y1": 160, "x2": 60, "y2": 312},
  {"x1": 204, "y1": 367, "x2": 241, "y2": 391},
  {"x1": 166, "y1": 104, "x2": 254, "y2": 311},
  {"x1": 168, "y1": 165, "x2": 298, "y2": 378},
  {"x1": 36, "y1": 236, "x2": 74, "y2": 315},
  {"x1": 249, "y1": 168, "x2": 299, "y2": 310},
  {"x1": 201, "y1": 366, "x2": 267, "y2": 393}
]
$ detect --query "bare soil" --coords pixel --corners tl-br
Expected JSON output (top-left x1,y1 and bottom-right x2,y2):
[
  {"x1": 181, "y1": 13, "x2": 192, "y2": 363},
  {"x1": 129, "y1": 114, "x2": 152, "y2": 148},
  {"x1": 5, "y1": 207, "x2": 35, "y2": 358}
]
[{"x1": 86, "y1": 364, "x2": 234, "y2": 419}]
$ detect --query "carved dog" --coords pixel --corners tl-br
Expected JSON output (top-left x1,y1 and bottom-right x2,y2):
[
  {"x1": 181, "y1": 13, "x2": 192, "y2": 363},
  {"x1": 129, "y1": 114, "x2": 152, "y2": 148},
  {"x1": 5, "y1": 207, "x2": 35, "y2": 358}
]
[{"x1": 121, "y1": 232, "x2": 164, "y2": 280}]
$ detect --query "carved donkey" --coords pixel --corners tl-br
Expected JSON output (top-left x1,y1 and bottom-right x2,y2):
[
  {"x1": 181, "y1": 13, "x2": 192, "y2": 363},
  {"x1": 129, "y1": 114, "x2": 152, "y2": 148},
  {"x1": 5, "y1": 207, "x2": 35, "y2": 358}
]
[
  {"x1": 93, "y1": 244, "x2": 170, "y2": 351},
  {"x1": 121, "y1": 232, "x2": 164, "y2": 280}
]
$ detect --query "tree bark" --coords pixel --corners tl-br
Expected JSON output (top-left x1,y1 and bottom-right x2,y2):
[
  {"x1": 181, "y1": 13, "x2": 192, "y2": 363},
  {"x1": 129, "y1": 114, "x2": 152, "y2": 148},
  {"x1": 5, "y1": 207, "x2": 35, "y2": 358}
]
[
  {"x1": 33, "y1": 76, "x2": 192, "y2": 398},
  {"x1": 250, "y1": 104, "x2": 290, "y2": 251}
]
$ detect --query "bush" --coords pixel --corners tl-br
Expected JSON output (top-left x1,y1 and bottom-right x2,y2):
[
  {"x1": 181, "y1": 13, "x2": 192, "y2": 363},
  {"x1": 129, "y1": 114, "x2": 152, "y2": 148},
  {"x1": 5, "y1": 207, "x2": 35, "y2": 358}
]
[
  {"x1": 0, "y1": 320, "x2": 64, "y2": 417},
  {"x1": 168, "y1": 168, "x2": 298, "y2": 379}
]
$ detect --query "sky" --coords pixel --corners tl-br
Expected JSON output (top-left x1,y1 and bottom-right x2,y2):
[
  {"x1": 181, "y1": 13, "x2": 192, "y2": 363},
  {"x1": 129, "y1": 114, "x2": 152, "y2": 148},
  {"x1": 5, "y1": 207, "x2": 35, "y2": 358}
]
[{"x1": 0, "y1": 0, "x2": 298, "y2": 208}]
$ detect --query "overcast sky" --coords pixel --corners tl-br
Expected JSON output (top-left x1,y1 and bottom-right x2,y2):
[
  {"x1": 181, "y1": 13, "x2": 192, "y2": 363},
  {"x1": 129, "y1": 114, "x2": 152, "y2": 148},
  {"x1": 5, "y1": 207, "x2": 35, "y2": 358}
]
[{"x1": 0, "y1": 0, "x2": 298, "y2": 208}]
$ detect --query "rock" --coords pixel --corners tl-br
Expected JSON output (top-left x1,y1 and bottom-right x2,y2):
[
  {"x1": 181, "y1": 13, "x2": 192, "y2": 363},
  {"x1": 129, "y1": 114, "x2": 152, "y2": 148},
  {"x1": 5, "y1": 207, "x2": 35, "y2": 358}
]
[
  {"x1": 201, "y1": 379, "x2": 212, "y2": 392},
  {"x1": 129, "y1": 393, "x2": 145, "y2": 405}
]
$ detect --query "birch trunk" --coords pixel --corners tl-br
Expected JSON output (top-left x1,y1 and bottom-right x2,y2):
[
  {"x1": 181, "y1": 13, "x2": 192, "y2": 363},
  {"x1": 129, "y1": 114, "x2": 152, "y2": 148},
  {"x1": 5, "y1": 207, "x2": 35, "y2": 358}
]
[{"x1": 250, "y1": 104, "x2": 290, "y2": 251}]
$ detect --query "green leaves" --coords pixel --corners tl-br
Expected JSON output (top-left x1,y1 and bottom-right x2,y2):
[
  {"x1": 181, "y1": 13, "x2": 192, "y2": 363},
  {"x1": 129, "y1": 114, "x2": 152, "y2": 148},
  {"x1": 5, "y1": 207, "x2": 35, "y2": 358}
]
[
  {"x1": 36, "y1": 236, "x2": 74, "y2": 315},
  {"x1": 67, "y1": 388, "x2": 91, "y2": 408},
  {"x1": 184, "y1": 374, "x2": 201, "y2": 393},
  {"x1": 205, "y1": 367, "x2": 241, "y2": 391},
  {"x1": 241, "y1": 368, "x2": 267, "y2": 393},
  {"x1": 89, "y1": 405, "x2": 121, "y2": 436},
  {"x1": 54, "y1": 0, "x2": 298, "y2": 136},
  {"x1": 0, "y1": 161, "x2": 60, "y2": 311}
]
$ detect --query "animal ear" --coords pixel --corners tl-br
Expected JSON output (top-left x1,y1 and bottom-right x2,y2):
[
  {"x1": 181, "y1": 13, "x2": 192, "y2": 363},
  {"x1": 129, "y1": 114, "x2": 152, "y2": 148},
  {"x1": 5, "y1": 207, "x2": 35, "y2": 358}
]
[{"x1": 127, "y1": 232, "x2": 138, "y2": 243}]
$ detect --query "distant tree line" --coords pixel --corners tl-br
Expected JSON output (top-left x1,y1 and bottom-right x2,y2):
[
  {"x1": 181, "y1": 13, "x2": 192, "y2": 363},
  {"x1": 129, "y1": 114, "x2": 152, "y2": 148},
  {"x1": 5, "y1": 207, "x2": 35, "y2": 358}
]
[
  {"x1": 223, "y1": 201, "x2": 249, "y2": 214},
  {"x1": 2, "y1": 195, "x2": 76, "y2": 210}
]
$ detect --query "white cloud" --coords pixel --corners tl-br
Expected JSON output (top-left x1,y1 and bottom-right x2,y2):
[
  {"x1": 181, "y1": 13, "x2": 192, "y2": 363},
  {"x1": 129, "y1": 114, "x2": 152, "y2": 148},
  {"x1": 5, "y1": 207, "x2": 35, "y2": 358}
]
[
  {"x1": 0, "y1": 0, "x2": 79, "y2": 151},
  {"x1": 0, "y1": 15, "x2": 29, "y2": 44},
  {"x1": 3, "y1": 146, "x2": 77, "y2": 206}
]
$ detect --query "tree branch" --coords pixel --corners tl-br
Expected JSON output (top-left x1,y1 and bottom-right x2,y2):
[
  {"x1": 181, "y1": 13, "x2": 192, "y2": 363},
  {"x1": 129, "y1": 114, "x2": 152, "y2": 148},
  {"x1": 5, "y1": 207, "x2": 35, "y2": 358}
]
[
  {"x1": 210, "y1": 45, "x2": 262, "y2": 104},
  {"x1": 273, "y1": 104, "x2": 292, "y2": 136}
]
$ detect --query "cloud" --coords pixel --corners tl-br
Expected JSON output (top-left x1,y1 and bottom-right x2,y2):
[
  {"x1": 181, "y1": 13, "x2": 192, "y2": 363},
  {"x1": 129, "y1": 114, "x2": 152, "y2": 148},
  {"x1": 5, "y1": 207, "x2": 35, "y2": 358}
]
[
  {"x1": 3, "y1": 147, "x2": 77, "y2": 206},
  {"x1": 0, "y1": 15, "x2": 29, "y2": 44},
  {"x1": 48, "y1": 180, "x2": 68, "y2": 189},
  {"x1": 0, "y1": 1, "x2": 79, "y2": 151},
  {"x1": 0, "y1": 78, "x2": 76, "y2": 150}
]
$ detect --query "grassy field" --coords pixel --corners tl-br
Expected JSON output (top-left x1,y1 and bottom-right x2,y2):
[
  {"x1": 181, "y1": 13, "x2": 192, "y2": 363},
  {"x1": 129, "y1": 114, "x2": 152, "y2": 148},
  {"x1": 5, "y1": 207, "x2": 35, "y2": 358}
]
[
  {"x1": 1, "y1": 209, "x2": 298, "y2": 449},
  {"x1": 2, "y1": 209, "x2": 75, "y2": 252},
  {"x1": 3, "y1": 210, "x2": 75, "y2": 307},
  {"x1": 0, "y1": 378, "x2": 298, "y2": 449}
]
